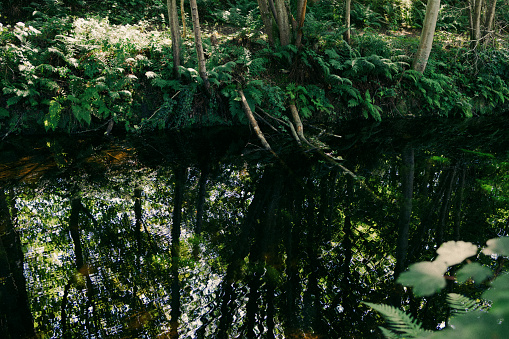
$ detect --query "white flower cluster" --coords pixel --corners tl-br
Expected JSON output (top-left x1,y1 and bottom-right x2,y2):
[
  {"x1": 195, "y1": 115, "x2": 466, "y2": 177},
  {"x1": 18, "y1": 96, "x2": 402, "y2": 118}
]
[{"x1": 71, "y1": 17, "x2": 171, "y2": 50}]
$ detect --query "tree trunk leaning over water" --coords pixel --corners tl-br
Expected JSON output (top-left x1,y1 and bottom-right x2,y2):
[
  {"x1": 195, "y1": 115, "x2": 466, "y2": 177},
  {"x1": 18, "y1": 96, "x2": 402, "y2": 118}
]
[
  {"x1": 239, "y1": 90, "x2": 272, "y2": 151},
  {"x1": 412, "y1": 0, "x2": 440, "y2": 73},
  {"x1": 189, "y1": 0, "x2": 211, "y2": 93},
  {"x1": 167, "y1": 0, "x2": 182, "y2": 79}
]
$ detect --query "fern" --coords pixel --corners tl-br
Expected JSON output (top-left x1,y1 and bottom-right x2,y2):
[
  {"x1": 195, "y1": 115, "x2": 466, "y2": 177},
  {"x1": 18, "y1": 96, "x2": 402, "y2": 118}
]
[
  {"x1": 364, "y1": 302, "x2": 431, "y2": 338},
  {"x1": 447, "y1": 293, "x2": 483, "y2": 315}
]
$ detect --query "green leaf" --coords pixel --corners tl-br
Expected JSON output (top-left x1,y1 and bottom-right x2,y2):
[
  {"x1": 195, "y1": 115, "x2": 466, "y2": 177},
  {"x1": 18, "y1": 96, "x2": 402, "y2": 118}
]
[
  {"x1": 0, "y1": 108, "x2": 9, "y2": 118},
  {"x1": 447, "y1": 293, "x2": 483, "y2": 314},
  {"x1": 364, "y1": 302, "x2": 430, "y2": 337},
  {"x1": 435, "y1": 241, "x2": 478, "y2": 266},
  {"x1": 456, "y1": 263, "x2": 492, "y2": 284},
  {"x1": 482, "y1": 237, "x2": 509, "y2": 256},
  {"x1": 482, "y1": 274, "x2": 509, "y2": 317},
  {"x1": 397, "y1": 261, "x2": 447, "y2": 297}
]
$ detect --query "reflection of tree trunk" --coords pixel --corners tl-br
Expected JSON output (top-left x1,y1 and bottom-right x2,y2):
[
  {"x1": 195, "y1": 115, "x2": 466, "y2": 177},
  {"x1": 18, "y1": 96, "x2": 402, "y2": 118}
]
[
  {"x1": 453, "y1": 167, "x2": 466, "y2": 241},
  {"x1": 0, "y1": 189, "x2": 35, "y2": 338},
  {"x1": 394, "y1": 146, "x2": 414, "y2": 280},
  {"x1": 170, "y1": 166, "x2": 186, "y2": 339},
  {"x1": 408, "y1": 166, "x2": 447, "y2": 263},
  {"x1": 64, "y1": 197, "x2": 98, "y2": 337},
  {"x1": 195, "y1": 165, "x2": 209, "y2": 235},
  {"x1": 436, "y1": 167, "x2": 457, "y2": 246}
]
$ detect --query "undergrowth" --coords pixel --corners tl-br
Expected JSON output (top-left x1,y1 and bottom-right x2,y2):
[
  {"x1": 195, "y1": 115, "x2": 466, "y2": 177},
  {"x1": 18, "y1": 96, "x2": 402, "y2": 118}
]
[{"x1": 0, "y1": 4, "x2": 508, "y2": 135}]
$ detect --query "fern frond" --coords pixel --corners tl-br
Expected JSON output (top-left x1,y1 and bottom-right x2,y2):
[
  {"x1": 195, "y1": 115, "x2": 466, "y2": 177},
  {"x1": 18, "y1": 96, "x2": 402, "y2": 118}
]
[
  {"x1": 364, "y1": 302, "x2": 431, "y2": 338},
  {"x1": 447, "y1": 293, "x2": 483, "y2": 315}
]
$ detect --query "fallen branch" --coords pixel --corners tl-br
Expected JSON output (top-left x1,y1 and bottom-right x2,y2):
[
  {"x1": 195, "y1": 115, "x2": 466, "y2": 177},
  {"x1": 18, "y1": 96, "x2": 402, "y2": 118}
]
[{"x1": 238, "y1": 89, "x2": 273, "y2": 151}]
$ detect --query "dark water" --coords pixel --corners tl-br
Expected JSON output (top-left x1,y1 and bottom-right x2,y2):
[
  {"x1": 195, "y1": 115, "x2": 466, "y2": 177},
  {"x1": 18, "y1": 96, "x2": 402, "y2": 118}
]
[{"x1": 1, "y1": 118, "x2": 508, "y2": 338}]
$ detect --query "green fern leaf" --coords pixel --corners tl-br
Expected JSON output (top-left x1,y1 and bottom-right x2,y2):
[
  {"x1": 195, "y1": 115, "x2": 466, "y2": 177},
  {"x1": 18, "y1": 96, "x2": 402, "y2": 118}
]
[
  {"x1": 447, "y1": 293, "x2": 483, "y2": 315},
  {"x1": 364, "y1": 302, "x2": 431, "y2": 338}
]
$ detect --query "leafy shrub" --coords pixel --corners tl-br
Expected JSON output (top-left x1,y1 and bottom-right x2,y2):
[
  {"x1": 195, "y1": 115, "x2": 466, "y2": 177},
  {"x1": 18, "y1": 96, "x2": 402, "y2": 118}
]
[{"x1": 366, "y1": 237, "x2": 509, "y2": 338}]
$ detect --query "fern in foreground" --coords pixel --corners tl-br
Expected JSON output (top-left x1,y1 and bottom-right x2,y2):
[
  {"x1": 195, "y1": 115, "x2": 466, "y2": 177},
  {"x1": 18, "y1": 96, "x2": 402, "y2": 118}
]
[{"x1": 366, "y1": 237, "x2": 509, "y2": 338}]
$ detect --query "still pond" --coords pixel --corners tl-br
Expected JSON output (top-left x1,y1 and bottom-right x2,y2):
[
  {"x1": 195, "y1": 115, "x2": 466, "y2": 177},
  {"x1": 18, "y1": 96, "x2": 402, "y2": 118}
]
[{"x1": 1, "y1": 117, "x2": 508, "y2": 338}]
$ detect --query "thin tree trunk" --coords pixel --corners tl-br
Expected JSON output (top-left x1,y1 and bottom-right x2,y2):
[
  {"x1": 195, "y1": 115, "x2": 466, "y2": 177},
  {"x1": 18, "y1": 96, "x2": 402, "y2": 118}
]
[
  {"x1": 344, "y1": 0, "x2": 352, "y2": 44},
  {"x1": 470, "y1": 0, "x2": 484, "y2": 49},
  {"x1": 274, "y1": 0, "x2": 291, "y2": 45},
  {"x1": 483, "y1": 0, "x2": 497, "y2": 43},
  {"x1": 257, "y1": 0, "x2": 275, "y2": 45},
  {"x1": 180, "y1": 0, "x2": 187, "y2": 38},
  {"x1": 239, "y1": 90, "x2": 272, "y2": 151},
  {"x1": 167, "y1": 0, "x2": 182, "y2": 79},
  {"x1": 295, "y1": 0, "x2": 308, "y2": 47},
  {"x1": 412, "y1": 0, "x2": 441, "y2": 73},
  {"x1": 289, "y1": 103, "x2": 309, "y2": 145},
  {"x1": 189, "y1": 0, "x2": 211, "y2": 93}
]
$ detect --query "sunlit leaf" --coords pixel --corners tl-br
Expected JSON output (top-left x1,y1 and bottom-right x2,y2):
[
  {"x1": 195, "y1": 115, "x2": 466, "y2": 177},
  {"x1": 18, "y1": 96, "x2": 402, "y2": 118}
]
[
  {"x1": 435, "y1": 241, "x2": 478, "y2": 266},
  {"x1": 482, "y1": 237, "x2": 509, "y2": 257}
]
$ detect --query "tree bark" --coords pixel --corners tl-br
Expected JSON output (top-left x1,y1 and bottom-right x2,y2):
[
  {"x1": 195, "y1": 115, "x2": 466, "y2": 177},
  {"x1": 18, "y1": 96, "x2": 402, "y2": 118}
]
[
  {"x1": 180, "y1": 0, "x2": 187, "y2": 38},
  {"x1": 167, "y1": 0, "x2": 182, "y2": 79},
  {"x1": 469, "y1": 0, "x2": 484, "y2": 49},
  {"x1": 412, "y1": 0, "x2": 441, "y2": 73},
  {"x1": 239, "y1": 90, "x2": 272, "y2": 151},
  {"x1": 344, "y1": 0, "x2": 352, "y2": 45},
  {"x1": 189, "y1": 0, "x2": 211, "y2": 93},
  {"x1": 273, "y1": 0, "x2": 291, "y2": 46},
  {"x1": 295, "y1": 0, "x2": 308, "y2": 48},
  {"x1": 257, "y1": 0, "x2": 275, "y2": 45},
  {"x1": 483, "y1": 0, "x2": 497, "y2": 43}
]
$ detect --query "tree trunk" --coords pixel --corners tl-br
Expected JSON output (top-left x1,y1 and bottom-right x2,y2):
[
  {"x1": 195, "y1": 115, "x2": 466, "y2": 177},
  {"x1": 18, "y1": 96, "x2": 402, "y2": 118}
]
[
  {"x1": 273, "y1": 0, "x2": 291, "y2": 46},
  {"x1": 483, "y1": 0, "x2": 497, "y2": 43},
  {"x1": 412, "y1": 0, "x2": 441, "y2": 73},
  {"x1": 344, "y1": 0, "x2": 352, "y2": 45},
  {"x1": 469, "y1": 0, "x2": 484, "y2": 49},
  {"x1": 239, "y1": 90, "x2": 272, "y2": 151},
  {"x1": 189, "y1": 0, "x2": 211, "y2": 93},
  {"x1": 295, "y1": 0, "x2": 308, "y2": 48},
  {"x1": 167, "y1": 0, "x2": 182, "y2": 79},
  {"x1": 257, "y1": 0, "x2": 275, "y2": 45},
  {"x1": 180, "y1": 0, "x2": 187, "y2": 38}
]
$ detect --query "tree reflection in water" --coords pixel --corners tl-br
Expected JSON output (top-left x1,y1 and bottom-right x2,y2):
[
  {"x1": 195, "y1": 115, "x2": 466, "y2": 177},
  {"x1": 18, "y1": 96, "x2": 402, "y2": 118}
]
[{"x1": 1, "y1": 120, "x2": 508, "y2": 338}]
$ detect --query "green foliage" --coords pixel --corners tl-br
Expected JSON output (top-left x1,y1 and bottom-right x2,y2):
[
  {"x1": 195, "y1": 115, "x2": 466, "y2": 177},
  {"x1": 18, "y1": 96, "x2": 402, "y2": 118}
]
[
  {"x1": 364, "y1": 302, "x2": 432, "y2": 338},
  {"x1": 368, "y1": 236, "x2": 509, "y2": 338}
]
